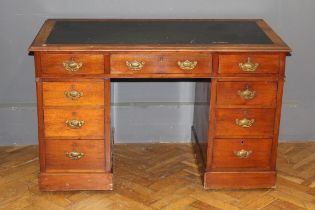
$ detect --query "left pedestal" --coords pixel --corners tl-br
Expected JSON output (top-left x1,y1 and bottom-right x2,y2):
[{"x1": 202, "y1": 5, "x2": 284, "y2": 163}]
[{"x1": 34, "y1": 52, "x2": 112, "y2": 191}]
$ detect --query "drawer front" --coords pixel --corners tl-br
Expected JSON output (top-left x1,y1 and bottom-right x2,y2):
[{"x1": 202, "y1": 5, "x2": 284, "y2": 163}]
[
  {"x1": 212, "y1": 138, "x2": 272, "y2": 169},
  {"x1": 111, "y1": 54, "x2": 160, "y2": 74},
  {"x1": 161, "y1": 54, "x2": 212, "y2": 73},
  {"x1": 41, "y1": 54, "x2": 104, "y2": 76},
  {"x1": 218, "y1": 54, "x2": 280, "y2": 74},
  {"x1": 44, "y1": 109, "x2": 104, "y2": 138},
  {"x1": 215, "y1": 108, "x2": 275, "y2": 137},
  {"x1": 216, "y1": 81, "x2": 277, "y2": 107},
  {"x1": 110, "y1": 54, "x2": 212, "y2": 74},
  {"x1": 45, "y1": 140, "x2": 105, "y2": 172},
  {"x1": 43, "y1": 81, "x2": 104, "y2": 106}
]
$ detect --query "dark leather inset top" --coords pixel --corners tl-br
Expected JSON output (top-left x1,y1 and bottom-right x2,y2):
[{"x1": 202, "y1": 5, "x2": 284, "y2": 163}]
[{"x1": 46, "y1": 20, "x2": 273, "y2": 45}]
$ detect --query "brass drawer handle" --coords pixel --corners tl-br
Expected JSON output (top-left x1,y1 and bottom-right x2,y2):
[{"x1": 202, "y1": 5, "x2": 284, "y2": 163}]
[
  {"x1": 235, "y1": 118, "x2": 255, "y2": 128},
  {"x1": 237, "y1": 87, "x2": 256, "y2": 100},
  {"x1": 126, "y1": 60, "x2": 145, "y2": 70},
  {"x1": 64, "y1": 90, "x2": 83, "y2": 100},
  {"x1": 234, "y1": 149, "x2": 252, "y2": 158},
  {"x1": 63, "y1": 58, "x2": 83, "y2": 72},
  {"x1": 65, "y1": 151, "x2": 85, "y2": 160},
  {"x1": 65, "y1": 119, "x2": 85, "y2": 129},
  {"x1": 239, "y1": 57, "x2": 259, "y2": 72},
  {"x1": 177, "y1": 60, "x2": 198, "y2": 70}
]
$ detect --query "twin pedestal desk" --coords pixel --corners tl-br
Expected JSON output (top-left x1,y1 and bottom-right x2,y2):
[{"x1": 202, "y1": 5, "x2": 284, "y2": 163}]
[{"x1": 29, "y1": 19, "x2": 291, "y2": 191}]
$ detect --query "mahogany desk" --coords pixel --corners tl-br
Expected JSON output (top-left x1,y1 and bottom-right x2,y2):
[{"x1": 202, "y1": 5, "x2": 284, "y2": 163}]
[{"x1": 29, "y1": 19, "x2": 291, "y2": 191}]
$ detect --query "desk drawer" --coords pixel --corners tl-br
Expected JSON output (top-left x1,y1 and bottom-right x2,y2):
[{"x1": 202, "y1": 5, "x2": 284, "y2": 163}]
[
  {"x1": 44, "y1": 109, "x2": 104, "y2": 138},
  {"x1": 43, "y1": 81, "x2": 104, "y2": 107},
  {"x1": 218, "y1": 54, "x2": 280, "y2": 74},
  {"x1": 162, "y1": 54, "x2": 212, "y2": 73},
  {"x1": 45, "y1": 140, "x2": 105, "y2": 172},
  {"x1": 215, "y1": 108, "x2": 275, "y2": 137},
  {"x1": 41, "y1": 54, "x2": 104, "y2": 76},
  {"x1": 212, "y1": 138, "x2": 272, "y2": 169},
  {"x1": 110, "y1": 54, "x2": 212, "y2": 74},
  {"x1": 216, "y1": 81, "x2": 277, "y2": 107}
]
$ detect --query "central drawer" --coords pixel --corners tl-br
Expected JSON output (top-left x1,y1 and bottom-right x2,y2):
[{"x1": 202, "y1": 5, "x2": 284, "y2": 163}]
[
  {"x1": 43, "y1": 109, "x2": 104, "y2": 139},
  {"x1": 110, "y1": 54, "x2": 212, "y2": 74}
]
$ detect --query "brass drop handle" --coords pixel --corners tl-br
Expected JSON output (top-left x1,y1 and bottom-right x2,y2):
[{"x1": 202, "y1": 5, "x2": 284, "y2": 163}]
[
  {"x1": 234, "y1": 149, "x2": 252, "y2": 158},
  {"x1": 177, "y1": 60, "x2": 198, "y2": 70},
  {"x1": 65, "y1": 151, "x2": 85, "y2": 160},
  {"x1": 126, "y1": 60, "x2": 145, "y2": 70},
  {"x1": 63, "y1": 58, "x2": 83, "y2": 72},
  {"x1": 235, "y1": 118, "x2": 255, "y2": 128},
  {"x1": 239, "y1": 57, "x2": 259, "y2": 72},
  {"x1": 65, "y1": 119, "x2": 85, "y2": 129},
  {"x1": 64, "y1": 90, "x2": 83, "y2": 100},
  {"x1": 237, "y1": 87, "x2": 256, "y2": 100}
]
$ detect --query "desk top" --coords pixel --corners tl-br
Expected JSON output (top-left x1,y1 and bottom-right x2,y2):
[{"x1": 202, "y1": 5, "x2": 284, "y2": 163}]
[
  {"x1": 46, "y1": 20, "x2": 272, "y2": 45},
  {"x1": 29, "y1": 19, "x2": 291, "y2": 52}
]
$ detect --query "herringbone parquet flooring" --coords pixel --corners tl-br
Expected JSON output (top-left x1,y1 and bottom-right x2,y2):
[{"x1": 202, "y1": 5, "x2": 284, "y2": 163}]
[{"x1": 0, "y1": 142, "x2": 315, "y2": 210}]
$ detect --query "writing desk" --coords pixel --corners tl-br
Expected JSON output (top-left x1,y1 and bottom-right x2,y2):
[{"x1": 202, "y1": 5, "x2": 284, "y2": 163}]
[{"x1": 29, "y1": 19, "x2": 291, "y2": 191}]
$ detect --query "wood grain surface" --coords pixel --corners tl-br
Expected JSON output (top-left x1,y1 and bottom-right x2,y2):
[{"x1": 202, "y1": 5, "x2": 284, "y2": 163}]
[
  {"x1": 40, "y1": 53, "x2": 105, "y2": 76},
  {"x1": 45, "y1": 139, "x2": 105, "y2": 172},
  {"x1": 218, "y1": 54, "x2": 280, "y2": 74},
  {"x1": 111, "y1": 53, "x2": 212, "y2": 74},
  {"x1": 43, "y1": 108, "x2": 104, "y2": 139},
  {"x1": 212, "y1": 138, "x2": 272, "y2": 170},
  {"x1": 216, "y1": 81, "x2": 277, "y2": 107},
  {"x1": 215, "y1": 108, "x2": 275, "y2": 137},
  {"x1": 43, "y1": 81, "x2": 104, "y2": 107}
]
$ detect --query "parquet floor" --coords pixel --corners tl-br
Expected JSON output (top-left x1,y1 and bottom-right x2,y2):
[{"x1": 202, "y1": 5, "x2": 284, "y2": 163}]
[{"x1": 0, "y1": 142, "x2": 315, "y2": 210}]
